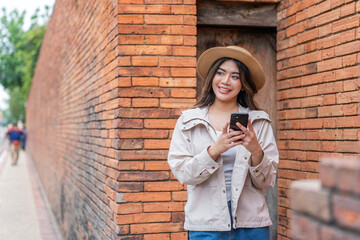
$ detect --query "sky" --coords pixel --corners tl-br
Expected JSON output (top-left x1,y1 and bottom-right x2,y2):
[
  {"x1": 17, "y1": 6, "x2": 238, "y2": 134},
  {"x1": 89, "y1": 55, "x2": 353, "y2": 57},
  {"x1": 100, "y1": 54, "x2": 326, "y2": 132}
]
[{"x1": 0, "y1": 0, "x2": 56, "y2": 110}]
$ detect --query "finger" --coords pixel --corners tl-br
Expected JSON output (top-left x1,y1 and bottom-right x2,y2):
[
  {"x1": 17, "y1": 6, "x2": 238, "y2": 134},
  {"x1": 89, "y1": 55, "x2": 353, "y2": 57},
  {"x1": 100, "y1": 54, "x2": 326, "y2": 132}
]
[
  {"x1": 228, "y1": 130, "x2": 243, "y2": 137},
  {"x1": 223, "y1": 121, "x2": 230, "y2": 134},
  {"x1": 236, "y1": 122, "x2": 249, "y2": 135},
  {"x1": 229, "y1": 134, "x2": 245, "y2": 142},
  {"x1": 229, "y1": 140, "x2": 243, "y2": 148}
]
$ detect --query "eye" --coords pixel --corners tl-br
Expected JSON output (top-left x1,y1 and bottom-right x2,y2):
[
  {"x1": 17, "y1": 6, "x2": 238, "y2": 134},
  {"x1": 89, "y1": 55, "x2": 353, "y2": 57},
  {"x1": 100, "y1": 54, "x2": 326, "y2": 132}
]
[
  {"x1": 232, "y1": 75, "x2": 240, "y2": 80},
  {"x1": 216, "y1": 71, "x2": 224, "y2": 76}
]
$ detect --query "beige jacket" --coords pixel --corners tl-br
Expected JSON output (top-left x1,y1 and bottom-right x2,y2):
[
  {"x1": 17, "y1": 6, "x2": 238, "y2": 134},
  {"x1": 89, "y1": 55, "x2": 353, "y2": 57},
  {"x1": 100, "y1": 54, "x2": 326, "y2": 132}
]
[{"x1": 167, "y1": 106, "x2": 278, "y2": 231}]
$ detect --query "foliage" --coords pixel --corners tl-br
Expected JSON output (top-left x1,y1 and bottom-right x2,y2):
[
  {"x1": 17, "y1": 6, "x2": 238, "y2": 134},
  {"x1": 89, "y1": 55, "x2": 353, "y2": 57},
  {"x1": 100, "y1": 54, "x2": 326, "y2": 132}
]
[
  {"x1": 0, "y1": 6, "x2": 50, "y2": 123},
  {"x1": 8, "y1": 87, "x2": 25, "y2": 123}
]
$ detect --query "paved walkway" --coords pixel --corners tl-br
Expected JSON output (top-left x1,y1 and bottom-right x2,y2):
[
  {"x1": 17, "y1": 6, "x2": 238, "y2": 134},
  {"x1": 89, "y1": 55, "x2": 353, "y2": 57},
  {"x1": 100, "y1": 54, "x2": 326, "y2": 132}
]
[{"x1": 0, "y1": 145, "x2": 63, "y2": 240}]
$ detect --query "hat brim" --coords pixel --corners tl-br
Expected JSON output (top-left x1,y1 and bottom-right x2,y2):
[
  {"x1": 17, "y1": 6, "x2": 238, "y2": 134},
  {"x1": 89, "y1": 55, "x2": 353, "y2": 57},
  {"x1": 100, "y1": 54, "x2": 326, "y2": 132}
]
[{"x1": 196, "y1": 46, "x2": 266, "y2": 91}]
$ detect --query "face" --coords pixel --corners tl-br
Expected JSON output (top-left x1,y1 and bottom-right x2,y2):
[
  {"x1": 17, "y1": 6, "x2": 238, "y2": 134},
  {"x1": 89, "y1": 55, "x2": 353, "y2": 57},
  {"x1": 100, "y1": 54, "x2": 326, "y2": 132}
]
[{"x1": 211, "y1": 59, "x2": 242, "y2": 104}]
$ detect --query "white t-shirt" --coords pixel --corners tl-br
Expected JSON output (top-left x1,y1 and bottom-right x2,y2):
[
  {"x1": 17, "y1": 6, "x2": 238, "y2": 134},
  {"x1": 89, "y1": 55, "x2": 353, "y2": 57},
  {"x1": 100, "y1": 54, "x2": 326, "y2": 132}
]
[{"x1": 216, "y1": 131, "x2": 236, "y2": 201}]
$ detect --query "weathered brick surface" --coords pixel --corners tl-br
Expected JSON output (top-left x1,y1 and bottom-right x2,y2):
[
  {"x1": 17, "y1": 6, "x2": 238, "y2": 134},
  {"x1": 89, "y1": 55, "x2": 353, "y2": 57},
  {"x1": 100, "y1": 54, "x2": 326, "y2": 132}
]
[
  {"x1": 291, "y1": 158, "x2": 360, "y2": 240},
  {"x1": 290, "y1": 180, "x2": 331, "y2": 222},
  {"x1": 26, "y1": 0, "x2": 196, "y2": 239},
  {"x1": 277, "y1": 0, "x2": 360, "y2": 237}
]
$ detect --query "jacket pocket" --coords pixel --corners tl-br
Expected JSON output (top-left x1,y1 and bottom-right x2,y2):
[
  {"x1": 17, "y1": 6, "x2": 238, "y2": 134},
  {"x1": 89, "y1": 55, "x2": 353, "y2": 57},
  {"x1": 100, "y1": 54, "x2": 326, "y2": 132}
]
[{"x1": 185, "y1": 185, "x2": 222, "y2": 226}]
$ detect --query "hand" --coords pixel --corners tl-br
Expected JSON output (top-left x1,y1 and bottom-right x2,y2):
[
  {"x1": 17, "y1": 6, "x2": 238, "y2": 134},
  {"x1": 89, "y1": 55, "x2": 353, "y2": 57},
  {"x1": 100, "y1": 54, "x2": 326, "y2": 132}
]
[
  {"x1": 207, "y1": 121, "x2": 243, "y2": 160},
  {"x1": 236, "y1": 119, "x2": 264, "y2": 166}
]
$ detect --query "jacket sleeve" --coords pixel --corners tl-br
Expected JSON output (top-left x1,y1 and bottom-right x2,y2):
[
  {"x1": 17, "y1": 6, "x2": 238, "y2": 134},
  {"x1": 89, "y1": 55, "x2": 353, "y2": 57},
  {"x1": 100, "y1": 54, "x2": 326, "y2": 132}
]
[
  {"x1": 167, "y1": 115, "x2": 220, "y2": 185},
  {"x1": 248, "y1": 119, "x2": 279, "y2": 189}
]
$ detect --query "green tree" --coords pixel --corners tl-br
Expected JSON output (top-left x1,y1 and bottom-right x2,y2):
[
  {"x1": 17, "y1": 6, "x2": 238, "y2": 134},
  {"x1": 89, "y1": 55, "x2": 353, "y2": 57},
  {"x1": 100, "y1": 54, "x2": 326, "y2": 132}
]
[{"x1": 0, "y1": 7, "x2": 50, "y2": 123}]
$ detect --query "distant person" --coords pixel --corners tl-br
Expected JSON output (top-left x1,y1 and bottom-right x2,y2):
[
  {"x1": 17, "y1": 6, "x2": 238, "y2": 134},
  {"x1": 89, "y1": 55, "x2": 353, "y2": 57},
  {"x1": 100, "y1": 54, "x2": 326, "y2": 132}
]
[
  {"x1": 6, "y1": 123, "x2": 23, "y2": 165},
  {"x1": 20, "y1": 126, "x2": 27, "y2": 150}
]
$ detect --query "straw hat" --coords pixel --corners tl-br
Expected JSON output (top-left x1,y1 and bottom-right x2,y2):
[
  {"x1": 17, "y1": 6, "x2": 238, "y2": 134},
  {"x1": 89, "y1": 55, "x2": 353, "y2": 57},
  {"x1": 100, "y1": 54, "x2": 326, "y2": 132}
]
[{"x1": 196, "y1": 46, "x2": 266, "y2": 91}]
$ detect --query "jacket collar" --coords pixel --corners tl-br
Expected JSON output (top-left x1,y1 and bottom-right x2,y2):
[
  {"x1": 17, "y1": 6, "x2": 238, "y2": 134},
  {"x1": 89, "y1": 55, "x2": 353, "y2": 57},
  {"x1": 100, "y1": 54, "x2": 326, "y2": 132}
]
[{"x1": 181, "y1": 105, "x2": 271, "y2": 124}]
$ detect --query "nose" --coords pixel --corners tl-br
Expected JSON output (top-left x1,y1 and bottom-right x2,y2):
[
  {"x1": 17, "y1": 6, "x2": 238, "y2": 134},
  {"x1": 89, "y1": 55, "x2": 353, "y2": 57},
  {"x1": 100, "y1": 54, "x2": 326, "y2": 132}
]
[{"x1": 221, "y1": 74, "x2": 231, "y2": 85}]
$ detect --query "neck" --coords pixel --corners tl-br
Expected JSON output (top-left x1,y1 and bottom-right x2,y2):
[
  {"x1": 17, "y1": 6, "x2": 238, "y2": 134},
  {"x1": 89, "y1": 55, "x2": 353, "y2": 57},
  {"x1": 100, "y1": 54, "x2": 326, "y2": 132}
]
[{"x1": 210, "y1": 99, "x2": 238, "y2": 113}]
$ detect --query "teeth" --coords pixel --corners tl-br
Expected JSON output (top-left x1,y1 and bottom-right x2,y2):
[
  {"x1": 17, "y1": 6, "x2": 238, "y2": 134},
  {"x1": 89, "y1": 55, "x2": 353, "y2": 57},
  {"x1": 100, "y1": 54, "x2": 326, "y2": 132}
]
[{"x1": 219, "y1": 87, "x2": 230, "y2": 92}]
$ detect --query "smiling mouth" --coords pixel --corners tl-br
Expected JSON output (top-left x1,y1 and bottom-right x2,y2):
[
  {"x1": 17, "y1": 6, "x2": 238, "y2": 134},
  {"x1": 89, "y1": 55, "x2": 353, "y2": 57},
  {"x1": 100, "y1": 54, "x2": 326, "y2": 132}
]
[{"x1": 218, "y1": 86, "x2": 231, "y2": 93}]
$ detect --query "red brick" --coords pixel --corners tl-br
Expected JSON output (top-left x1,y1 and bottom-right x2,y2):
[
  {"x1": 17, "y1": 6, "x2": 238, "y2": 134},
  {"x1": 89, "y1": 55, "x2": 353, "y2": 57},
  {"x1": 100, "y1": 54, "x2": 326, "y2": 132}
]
[
  {"x1": 116, "y1": 182, "x2": 144, "y2": 192},
  {"x1": 160, "y1": 98, "x2": 196, "y2": 108},
  {"x1": 335, "y1": 41, "x2": 360, "y2": 56},
  {"x1": 116, "y1": 150, "x2": 169, "y2": 160},
  {"x1": 183, "y1": 36, "x2": 196, "y2": 45},
  {"x1": 332, "y1": 15, "x2": 359, "y2": 33},
  {"x1": 118, "y1": 5, "x2": 171, "y2": 14},
  {"x1": 118, "y1": 67, "x2": 171, "y2": 77},
  {"x1": 118, "y1": 45, "x2": 172, "y2": 55},
  {"x1": 336, "y1": 141, "x2": 360, "y2": 153},
  {"x1": 132, "y1": 77, "x2": 159, "y2": 87},
  {"x1": 118, "y1": 88, "x2": 170, "y2": 98},
  {"x1": 132, "y1": 56, "x2": 159, "y2": 67},
  {"x1": 144, "y1": 15, "x2": 183, "y2": 25},
  {"x1": 118, "y1": 129, "x2": 168, "y2": 139},
  {"x1": 144, "y1": 233, "x2": 170, "y2": 240},
  {"x1": 144, "y1": 181, "x2": 184, "y2": 191},
  {"x1": 291, "y1": 213, "x2": 321, "y2": 240},
  {"x1": 172, "y1": 191, "x2": 187, "y2": 201},
  {"x1": 171, "y1": 25, "x2": 196, "y2": 35},
  {"x1": 171, "y1": 88, "x2": 196, "y2": 98},
  {"x1": 340, "y1": 2, "x2": 356, "y2": 17},
  {"x1": 143, "y1": 202, "x2": 184, "y2": 212},
  {"x1": 332, "y1": 194, "x2": 360, "y2": 231},
  {"x1": 132, "y1": 98, "x2": 159, "y2": 108},
  {"x1": 321, "y1": 224, "x2": 360, "y2": 240},
  {"x1": 118, "y1": 161, "x2": 144, "y2": 171},
  {"x1": 119, "y1": 35, "x2": 144, "y2": 45},
  {"x1": 130, "y1": 222, "x2": 183, "y2": 234},
  {"x1": 144, "y1": 140, "x2": 171, "y2": 149},
  {"x1": 145, "y1": 0, "x2": 182, "y2": 3},
  {"x1": 343, "y1": 129, "x2": 358, "y2": 140},
  {"x1": 171, "y1": 5, "x2": 196, "y2": 15},
  {"x1": 115, "y1": 212, "x2": 171, "y2": 224},
  {"x1": 118, "y1": 15, "x2": 144, "y2": 24},
  {"x1": 144, "y1": 161, "x2": 170, "y2": 171},
  {"x1": 111, "y1": 202, "x2": 143, "y2": 214},
  {"x1": 116, "y1": 108, "x2": 170, "y2": 118},
  {"x1": 123, "y1": 192, "x2": 171, "y2": 202},
  {"x1": 173, "y1": 46, "x2": 196, "y2": 56},
  {"x1": 145, "y1": 35, "x2": 183, "y2": 45},
  {"x1": 159, "y1": 57, "x2": 196, "y2": 67},
  {"x1": 144, "y1": 119, "x2": 177, "y2": 129},
  {"x1": 159, "y1": 78, "x2": 196, "y2": 87},
  {"x1": 336, "y1": 116, "x2": 360, "y2": 128}
]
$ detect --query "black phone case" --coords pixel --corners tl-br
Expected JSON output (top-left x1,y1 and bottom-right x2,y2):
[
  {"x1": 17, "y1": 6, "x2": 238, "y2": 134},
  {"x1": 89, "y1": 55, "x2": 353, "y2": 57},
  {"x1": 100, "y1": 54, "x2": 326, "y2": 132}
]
[{"x1": 230, "y1": 113, "x2": 249, "y2": 131}]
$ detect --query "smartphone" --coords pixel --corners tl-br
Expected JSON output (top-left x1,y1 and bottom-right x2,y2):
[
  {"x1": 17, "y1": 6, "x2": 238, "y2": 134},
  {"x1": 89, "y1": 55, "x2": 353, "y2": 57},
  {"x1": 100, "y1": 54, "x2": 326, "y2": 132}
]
[{"x1": 230, "y1": 113, "x2": 249, "y2": 131}]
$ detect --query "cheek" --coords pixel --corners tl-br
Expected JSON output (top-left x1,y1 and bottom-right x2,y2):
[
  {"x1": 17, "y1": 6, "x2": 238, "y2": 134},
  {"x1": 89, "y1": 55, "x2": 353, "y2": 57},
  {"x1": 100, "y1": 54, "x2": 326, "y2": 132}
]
[
  {"x1": 211, "y1": 77, "x2": 219, "y2": 89},
  {"x1": 233, "y1": 81, "x2": 242, "y2": 92}
]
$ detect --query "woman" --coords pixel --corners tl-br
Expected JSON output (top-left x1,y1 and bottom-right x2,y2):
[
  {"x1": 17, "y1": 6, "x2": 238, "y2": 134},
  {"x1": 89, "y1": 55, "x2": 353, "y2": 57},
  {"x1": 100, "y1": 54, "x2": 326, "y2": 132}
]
[{"x1": 167, "y1": 46, "x2": 279, "y2": 240}]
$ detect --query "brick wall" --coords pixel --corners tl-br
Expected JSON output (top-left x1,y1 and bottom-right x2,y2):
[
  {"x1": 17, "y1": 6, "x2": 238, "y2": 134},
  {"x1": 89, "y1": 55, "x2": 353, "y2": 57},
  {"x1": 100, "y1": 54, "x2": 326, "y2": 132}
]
[
  {"x1": 27, "y1": 0, "x2": 197, "y2": 239},
  {"x1": 114, "y1": 0, "x2": 197, "y2": 239},
  {"x1": 276, "y1": 0, "x2": 360, "y2": 239},
  {"x1": 290, "y1": 158, "x2": 360, "y2": 240},
  {"x1": 26, "y1": 0, "x2": 121, "y2": 239}
]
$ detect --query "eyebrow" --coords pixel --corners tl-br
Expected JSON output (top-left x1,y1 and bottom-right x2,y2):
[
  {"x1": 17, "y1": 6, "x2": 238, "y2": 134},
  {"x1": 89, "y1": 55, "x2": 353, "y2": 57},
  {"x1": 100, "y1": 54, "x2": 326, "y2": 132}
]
[{"x1": 218, "y1": 67, "x2": 240, "y2": 75}]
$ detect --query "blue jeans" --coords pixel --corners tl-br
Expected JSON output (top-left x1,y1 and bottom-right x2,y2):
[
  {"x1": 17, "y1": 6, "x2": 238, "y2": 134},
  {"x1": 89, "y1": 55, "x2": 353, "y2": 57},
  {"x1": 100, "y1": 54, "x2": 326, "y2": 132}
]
[{"x1": 188, "y1": 202, "x2": 269, "y2": 240}]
